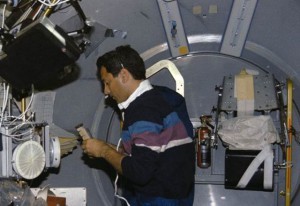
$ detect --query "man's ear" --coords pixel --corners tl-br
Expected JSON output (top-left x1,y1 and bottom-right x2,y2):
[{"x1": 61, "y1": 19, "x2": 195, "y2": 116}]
[{"x1": 119, "y1": 68, "x2": 130, "y2": 83}]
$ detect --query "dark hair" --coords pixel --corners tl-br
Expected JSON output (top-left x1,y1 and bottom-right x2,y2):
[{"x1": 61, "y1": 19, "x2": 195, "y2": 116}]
[{"x1": 96, "y1": 45, "x2": 146, "y2": 80}]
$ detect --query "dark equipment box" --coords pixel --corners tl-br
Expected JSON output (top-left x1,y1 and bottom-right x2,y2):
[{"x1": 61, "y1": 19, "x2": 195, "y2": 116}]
[
  {"x1": 0, "y1": 17, "x2": 82, "y2": 97},
  {"x1": 225, "y1": 149, "x2": 274, "y2": 191}
]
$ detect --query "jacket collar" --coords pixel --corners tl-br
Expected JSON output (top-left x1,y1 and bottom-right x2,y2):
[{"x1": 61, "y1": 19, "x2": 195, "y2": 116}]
[{"x1": 118, "y1": 79, "x2": 153, "y2": 110}]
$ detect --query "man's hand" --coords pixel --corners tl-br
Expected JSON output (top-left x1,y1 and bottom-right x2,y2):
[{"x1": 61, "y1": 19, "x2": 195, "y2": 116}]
[
  {"x1": 81, "y1": 139, "x2": 109, "y2": 158},
  {"x1": 81, "y1": 138, "x2": 125, "y2": 174}
]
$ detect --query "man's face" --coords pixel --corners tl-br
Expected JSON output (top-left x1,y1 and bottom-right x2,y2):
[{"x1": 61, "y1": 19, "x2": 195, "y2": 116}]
[{"x1": 100, "y1": 66, "x2": 127, "y2": 103}]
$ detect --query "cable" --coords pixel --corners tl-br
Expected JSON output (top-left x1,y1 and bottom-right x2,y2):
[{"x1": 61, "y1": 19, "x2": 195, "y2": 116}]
[
  {"x1": 7, "y1": 91, "x2": 35, "y2": 127},
  {"x1": 0, "y1": 83, "x2": 10, "y2": 129},
  {"x1": 3, "y1": 128, "x2": 34, "y2": 141},
  {"x1": 37, "y1": 0, "x2": 70, "y2": 7},
  {"x1": 114, "y1": 138, "x2": 130, "y2": 206},
  {"x1": 1, "y1": 4, "x2": 6, "y2": 28},
  {"x1": 0, "y1": 84, "x2": 36, "y2": 141},
  {"x1": 53, "y1": 4, "x2": 72, "y2": 12}
]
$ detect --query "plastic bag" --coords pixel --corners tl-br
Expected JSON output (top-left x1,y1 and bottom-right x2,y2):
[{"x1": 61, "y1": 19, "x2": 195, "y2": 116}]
[
  {"x1": 0, "y1": 179, "x2": 46, "y2": 206},
  {"x1": 218, "y1": 115, "x2": 280, "y2": 150}
]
